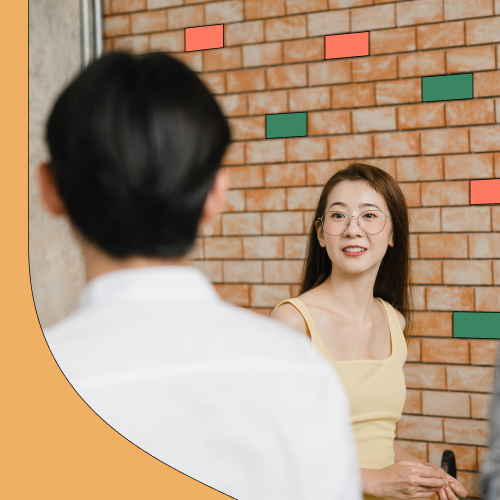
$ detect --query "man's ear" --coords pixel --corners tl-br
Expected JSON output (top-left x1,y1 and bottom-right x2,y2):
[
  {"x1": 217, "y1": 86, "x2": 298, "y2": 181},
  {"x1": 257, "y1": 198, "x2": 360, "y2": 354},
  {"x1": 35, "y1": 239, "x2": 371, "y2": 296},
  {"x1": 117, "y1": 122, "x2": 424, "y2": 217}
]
[
  {"x1": 199, "y1": 167, "x2": 228, "y2": 227},
  {"x1": 37, "y1": 162, "x2": 67, "y2": 216}
]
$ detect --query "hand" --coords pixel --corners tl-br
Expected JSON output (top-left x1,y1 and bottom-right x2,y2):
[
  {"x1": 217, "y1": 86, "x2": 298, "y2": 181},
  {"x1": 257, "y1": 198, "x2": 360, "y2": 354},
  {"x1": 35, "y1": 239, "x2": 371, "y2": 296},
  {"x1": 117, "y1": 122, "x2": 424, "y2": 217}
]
[
  {"x1": 420, "y1": 462, "x2": 467, "y2": 499},
  {"x1": 365, "y1": 461, "x2": 449, "y2": 499}
]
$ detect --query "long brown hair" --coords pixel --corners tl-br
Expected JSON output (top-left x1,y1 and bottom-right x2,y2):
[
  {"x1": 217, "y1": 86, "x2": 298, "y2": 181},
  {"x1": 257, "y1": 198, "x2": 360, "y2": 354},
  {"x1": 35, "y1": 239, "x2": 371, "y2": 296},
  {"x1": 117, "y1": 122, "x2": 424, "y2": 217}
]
[{"x1": 299, "y1": 162, "x2": 413, "y2": 337}]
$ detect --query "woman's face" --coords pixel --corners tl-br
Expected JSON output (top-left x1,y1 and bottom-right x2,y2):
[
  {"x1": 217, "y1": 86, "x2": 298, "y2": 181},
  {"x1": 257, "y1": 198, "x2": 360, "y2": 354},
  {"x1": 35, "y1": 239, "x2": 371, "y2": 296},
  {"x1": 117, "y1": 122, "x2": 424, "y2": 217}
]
[{"x1": 316, "y1": 180, "x2": 394, "y2": 276}]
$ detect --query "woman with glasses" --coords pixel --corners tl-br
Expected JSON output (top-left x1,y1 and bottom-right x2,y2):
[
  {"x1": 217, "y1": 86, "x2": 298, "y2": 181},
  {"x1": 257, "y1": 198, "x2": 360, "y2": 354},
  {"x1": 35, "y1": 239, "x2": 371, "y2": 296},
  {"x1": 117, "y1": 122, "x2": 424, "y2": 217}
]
[{"x1": 271, "y1": 163, "x2": 466, "y2": 500}]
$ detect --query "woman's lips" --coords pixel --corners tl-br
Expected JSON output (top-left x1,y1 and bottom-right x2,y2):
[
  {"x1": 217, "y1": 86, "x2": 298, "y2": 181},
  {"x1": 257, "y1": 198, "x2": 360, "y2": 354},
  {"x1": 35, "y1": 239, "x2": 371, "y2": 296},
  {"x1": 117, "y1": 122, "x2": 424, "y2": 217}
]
[{"x1": 342, "y1": 246, "x2": 367, "y2": 256}]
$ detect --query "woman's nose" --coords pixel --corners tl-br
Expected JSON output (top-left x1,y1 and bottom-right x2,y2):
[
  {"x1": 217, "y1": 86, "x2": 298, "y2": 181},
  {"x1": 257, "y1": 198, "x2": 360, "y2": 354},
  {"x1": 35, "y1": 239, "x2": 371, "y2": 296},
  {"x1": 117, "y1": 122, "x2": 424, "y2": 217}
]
[{"x1": 343, "y1": 215, "x2": 364, "y2": 236}]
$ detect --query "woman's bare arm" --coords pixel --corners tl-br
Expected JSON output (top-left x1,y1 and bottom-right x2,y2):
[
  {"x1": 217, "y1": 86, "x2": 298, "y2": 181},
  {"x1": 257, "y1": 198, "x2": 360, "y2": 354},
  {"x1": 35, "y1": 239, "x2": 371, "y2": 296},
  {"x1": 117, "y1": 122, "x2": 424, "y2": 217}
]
[{"x1": 270, "y1": 304, "x2": 310, "y2": 338}]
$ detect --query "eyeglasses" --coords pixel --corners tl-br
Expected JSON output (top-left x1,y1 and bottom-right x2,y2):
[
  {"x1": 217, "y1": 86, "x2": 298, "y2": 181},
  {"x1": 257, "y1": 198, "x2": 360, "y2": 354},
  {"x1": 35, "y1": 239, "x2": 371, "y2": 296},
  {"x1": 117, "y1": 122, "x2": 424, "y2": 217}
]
[{"x1": 318, "y1": 209, "x2": 391, "y2": 236}]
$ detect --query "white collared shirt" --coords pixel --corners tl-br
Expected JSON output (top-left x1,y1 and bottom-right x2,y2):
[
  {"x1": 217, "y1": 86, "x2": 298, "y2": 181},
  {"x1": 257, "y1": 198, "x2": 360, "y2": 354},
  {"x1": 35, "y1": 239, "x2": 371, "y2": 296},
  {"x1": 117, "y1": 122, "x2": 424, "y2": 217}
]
[{"x1": 45, "y1": 266, "x2": 360, "y2": 500}]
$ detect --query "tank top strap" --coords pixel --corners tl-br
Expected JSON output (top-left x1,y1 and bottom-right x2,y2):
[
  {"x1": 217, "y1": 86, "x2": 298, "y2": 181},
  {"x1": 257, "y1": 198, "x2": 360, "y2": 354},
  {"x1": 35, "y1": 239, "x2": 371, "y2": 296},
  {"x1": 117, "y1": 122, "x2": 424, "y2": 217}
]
[
  {"x1": 376, "y1": 298, "x2": 408, "y2": 359},
  {"x1": 274, "y1": 298, "x2": 320, "y2": 340}
]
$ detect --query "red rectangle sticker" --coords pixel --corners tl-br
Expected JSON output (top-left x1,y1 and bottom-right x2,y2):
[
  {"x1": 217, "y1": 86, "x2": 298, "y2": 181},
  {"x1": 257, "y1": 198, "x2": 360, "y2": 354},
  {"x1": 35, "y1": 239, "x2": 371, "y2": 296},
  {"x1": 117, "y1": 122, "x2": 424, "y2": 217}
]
[{"x1": 185, "y1": 24, "x2": 224, "y2": 52}]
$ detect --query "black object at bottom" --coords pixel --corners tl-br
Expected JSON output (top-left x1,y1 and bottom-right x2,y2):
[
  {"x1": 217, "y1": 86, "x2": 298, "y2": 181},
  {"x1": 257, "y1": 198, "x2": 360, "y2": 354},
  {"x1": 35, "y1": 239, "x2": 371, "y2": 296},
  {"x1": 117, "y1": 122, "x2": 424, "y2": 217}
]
[{"x1": 441, "y1": 450, "x2": 457, "y2": 478}]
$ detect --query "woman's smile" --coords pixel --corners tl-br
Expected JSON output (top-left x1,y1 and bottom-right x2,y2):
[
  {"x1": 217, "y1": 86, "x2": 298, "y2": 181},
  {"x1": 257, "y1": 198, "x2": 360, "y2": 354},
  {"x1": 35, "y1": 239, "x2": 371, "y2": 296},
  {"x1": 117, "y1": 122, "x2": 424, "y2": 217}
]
[{"x1": 342, "y1": 245, "x2": 367, "y2": 256}]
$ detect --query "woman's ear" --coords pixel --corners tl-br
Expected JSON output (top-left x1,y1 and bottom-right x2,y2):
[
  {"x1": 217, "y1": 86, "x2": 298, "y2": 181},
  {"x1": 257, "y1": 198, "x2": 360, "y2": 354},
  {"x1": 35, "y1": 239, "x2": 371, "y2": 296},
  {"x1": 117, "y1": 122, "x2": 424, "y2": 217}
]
[
  {"x1": 389, "y1": 230, "x2": 394, "y2": 247},
  {"x1": 37, "y1": 162, "x2": 67, "y2": 216},
  {"x1": 316, "y1": 219, "x2": 326, "y2": 248}
]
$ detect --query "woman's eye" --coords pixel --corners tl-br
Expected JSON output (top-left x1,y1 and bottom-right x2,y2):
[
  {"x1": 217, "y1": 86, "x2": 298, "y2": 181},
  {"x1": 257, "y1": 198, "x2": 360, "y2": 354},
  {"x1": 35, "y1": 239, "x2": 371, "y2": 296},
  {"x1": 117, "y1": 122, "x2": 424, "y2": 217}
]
[
  {"x1": 363, "y1": 212, "x2": 378, "y2": 219},
  {"x1": 331, "y1": 212, "x2": 345, "y2": 219}
]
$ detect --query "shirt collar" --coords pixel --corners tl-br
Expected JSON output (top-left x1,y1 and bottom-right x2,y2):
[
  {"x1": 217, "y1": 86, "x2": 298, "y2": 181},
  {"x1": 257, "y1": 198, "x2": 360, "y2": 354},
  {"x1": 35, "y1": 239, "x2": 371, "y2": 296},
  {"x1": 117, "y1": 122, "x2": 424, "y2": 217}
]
[{"x1": 78, "y1": 265, "x2": 220, "y2": 307}]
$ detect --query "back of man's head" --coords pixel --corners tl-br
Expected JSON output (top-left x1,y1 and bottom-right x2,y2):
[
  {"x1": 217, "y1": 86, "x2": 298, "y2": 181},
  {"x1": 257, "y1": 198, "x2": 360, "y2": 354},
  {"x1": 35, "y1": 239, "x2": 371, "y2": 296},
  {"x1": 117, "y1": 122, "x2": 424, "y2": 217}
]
[{"x1": 46, "y1": 51, "x2": 231, "y2": 258}]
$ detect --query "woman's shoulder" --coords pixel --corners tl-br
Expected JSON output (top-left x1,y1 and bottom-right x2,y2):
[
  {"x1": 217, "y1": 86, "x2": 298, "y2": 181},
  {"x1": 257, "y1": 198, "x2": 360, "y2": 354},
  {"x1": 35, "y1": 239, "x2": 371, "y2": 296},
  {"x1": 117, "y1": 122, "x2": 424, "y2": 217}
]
[
  {"x1": 377, "y1": 298, "x2": 406, "y2": 333},
  {"x1": 270, "y1": 299, "x2": 309, "y2": 337}
]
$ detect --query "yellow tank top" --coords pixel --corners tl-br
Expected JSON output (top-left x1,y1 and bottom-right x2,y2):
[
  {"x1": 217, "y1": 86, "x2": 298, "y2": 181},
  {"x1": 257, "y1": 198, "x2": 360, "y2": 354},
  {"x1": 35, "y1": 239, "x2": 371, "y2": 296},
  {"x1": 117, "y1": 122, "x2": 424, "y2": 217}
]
[{"x1": 275, "y1": 297, "x2": 407, "y2": 500}]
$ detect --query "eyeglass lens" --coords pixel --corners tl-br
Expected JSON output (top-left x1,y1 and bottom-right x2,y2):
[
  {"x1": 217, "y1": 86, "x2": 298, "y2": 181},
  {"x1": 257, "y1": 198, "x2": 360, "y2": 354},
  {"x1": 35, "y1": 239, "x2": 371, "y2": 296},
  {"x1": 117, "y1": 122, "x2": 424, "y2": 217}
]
[{"x1": 322, "y1": 210, "x2": 387, "y2": 236}]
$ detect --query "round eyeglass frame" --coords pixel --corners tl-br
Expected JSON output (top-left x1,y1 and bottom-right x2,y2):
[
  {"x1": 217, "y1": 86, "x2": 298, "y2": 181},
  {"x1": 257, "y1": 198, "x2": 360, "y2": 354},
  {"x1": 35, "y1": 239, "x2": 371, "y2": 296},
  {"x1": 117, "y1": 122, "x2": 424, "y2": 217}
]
[{"x1": 318, "y1": 209, "x2": 391, "y2": 236}]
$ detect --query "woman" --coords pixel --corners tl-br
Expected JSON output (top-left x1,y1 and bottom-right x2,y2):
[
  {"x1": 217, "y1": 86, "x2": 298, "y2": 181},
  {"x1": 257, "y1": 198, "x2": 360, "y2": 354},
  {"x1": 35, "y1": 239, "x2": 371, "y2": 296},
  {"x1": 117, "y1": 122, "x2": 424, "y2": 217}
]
[{"x1": 271, "y1": 163, "x2": 467, "y2": 500}]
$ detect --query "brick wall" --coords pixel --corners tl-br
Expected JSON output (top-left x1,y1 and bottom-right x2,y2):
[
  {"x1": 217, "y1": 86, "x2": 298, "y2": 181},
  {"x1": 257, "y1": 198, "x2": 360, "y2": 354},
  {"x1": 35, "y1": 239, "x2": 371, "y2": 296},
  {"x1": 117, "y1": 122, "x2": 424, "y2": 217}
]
[{"x1": 102, "y1": 0, "x2": 499, "y2": 497}]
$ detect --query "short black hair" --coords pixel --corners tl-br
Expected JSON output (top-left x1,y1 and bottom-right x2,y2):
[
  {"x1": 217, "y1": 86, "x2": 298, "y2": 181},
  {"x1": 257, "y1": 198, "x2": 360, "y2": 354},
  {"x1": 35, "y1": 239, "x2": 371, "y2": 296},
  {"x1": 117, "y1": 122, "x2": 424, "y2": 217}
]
[{"x1": 46, "y1": 51, "x2": 231, "y2": 258}]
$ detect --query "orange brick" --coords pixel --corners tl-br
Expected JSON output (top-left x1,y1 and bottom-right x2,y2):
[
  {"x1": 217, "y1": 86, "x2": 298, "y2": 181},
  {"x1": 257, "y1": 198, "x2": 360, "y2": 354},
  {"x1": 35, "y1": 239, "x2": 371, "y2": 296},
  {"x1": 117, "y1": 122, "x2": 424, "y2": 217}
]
[
  {"x1": 443, "y1": 260, "x2": 492, "y2": 285},
  {"x1": 113, "y1": 34, "x2": 149, "y2": 54},
  {"x1": 246, "y1": 188, "x2": 286, "y2": 211},
  {"x1": 306, "y1": 9, "x2": 349, "y2": 37},
  {"x1": 284, "y1": 235, "x2": 308, "y2": 259},
  {"x1": 444, "y1": 418, "x2": 488, "y2": 446},
  {"x1": 470, "y1": 125, "x2": 500, "y2": 152},
  {"x1": 416, "y1": 21, "x2": 464, "y2": 50},
  {"x1": 477, "y1": 446, "x2": 489, "y2": 470},
  {"x1": 421, "y1": 128, "x2": 469, "y2": 155},
  {"x1": 446, "y1": 99, "x2": 495, "y2": 127},
  {"x1": 244, "y1": 0, "x2": 285, "y2": 20},
  {"x1": 212, "y1": 214, "x2": 222, "y2": 236},
  {"x1": 370, "y1": 27, "x2": 416, "y2": 55},
  {"x1": 205, "y1": 1, "x2": 243, "y2": 24},
  {"x1": 111, "y1": 0, "x2": 145, "y2": 13},
  {"x1": 375, "y1": 78, "x2": 421, "y2": 105},
  {"x1": 397, "y1": 103, "x2": 444, "y2": 131},
  {"x1": 442, "y1": 206, "x2": 491, "y2": 232},
  {"x1": 404, "y1": 363, "x2": 446, "y2": 389},
  {"x1": 306, "y1": 161, "x2": 347, "y2": 185},
  {"x1": 149, "y1": 0, "x2": 182, "y2": 6},
  {"x1": 243, "y1": 42, "x2": 282, "y2": 67},
  {"x1": 226, "y1": 68, "x2": 265, "y2": 93},
  {"x1": 227, "y1": 166, "x2": 263, "y2": 189},
  {"x1": 418, "y1": 234, "x2": 467, "y2": 259},
  {"x1": 352, "y1": 107, "x2": 395, "y2": 133},
  {"x1": 168, "y1": 5, "x2": 203, "y2": 30},
  {"x1": 289, "y1": 87, "x2": 330, "y2": 112},
  {"x1": 265, "y1": 15, "x2": 306, "y2": 41},
  {"x1": 267, "y1": 64, "x2": 307, "y2": 89},
  {"x1": 399, "y1": 51, "x2": 445, "y2": 78},
  {"x1": 193, "y1": 260, "x2": 222, "y2": 282},
  {"x1": 223, "y1": 189, "x2": 245, "y2": 212},
  {"x1": 308, "y1": 110, "x2": 351, "y2": 136},
  {"x1": 396, "y1": 157, "x2": 443, "y2": 182},
  {"x1": 130, "y1": 10, "x2": 166, "y2": 33},
  {"x1": 332, "y1": 83, "x2": 375, "y2": 109},
  {"x1": 476, "y1": 286, "x2": 500, "y2": 312},
  {"x1": 422, "y1": 390, "x2": 470, "y2": 417},
  {"x1": 446, "y1": 45, "x2": 496, "y2": 73},
  {"x1": 394, "y1": 440, "x2": 427, "y2": 461},
  {"x1": 367, "y1": 158, "x2": 397, "y2": 177},
  {"x1": 407, "y1": 338, "x2": 421, "y2": 362},
  {"x1": 396, "y1": 415, "x2": 443, "y2": 442},
  {"x1": 447, "y1": 365, "x2": 496, "y2": 392},
  {"x1": 495, "y1": 259, "x2": 500, "y2": 283},
  {"x1": 426, "y1": 285, "x2": 474, "y2": 311},
  {"x1": 409, "y1": 207, "x2": 441, "y2": 232},
  {"x1": 104, "y1": 15, "x2": 130, "y2": 37},
  {"x1": 351, "y1": 4, "x2": 395, "y2": 31},
  {"x1": 286, "y1": 0, "x2": 328, "y2": 14},
  {"x1": 221, "y1": 142, "x2": 245, "y2": 165},
  {"x1": 456, "y1": 471, "x2": 481, "y2": 499},
  {"x1": 286, "y1": 186, "x2": 322, "y2": 210},
  {"x1": 410, "y1": 234, "x2": 419, "y2": 259},
  {"x1": 421, "y1": 338, "x2": 469, "y2": 364},
  {"x1": 470, "y1": 339, "x2": 499, "y2": 366},
  {"x1": 403, "y1": 389, "x2": 422, "y2": 413},
  {"x1": 396, "y1": 0, "x2": 443, "y2": 26},
  {"x1": 214, "y1": 284, "x2": 250, "y2": 306},
  {"x1": 222, "y1": 213, "x2": 261, "y2": 235},
  {"x1": 225, "y1": 20, "x2": 264, "y2": 46},
  {"x1": 264, "y1": 163, "x2": 306, "y2": 187},
  {"x1": 204, "y1": 47, "x2": 242, "y2": 72},
  {"x1": 399, "y1": 182, "x2": 421, "y2": 207},
  {"x1": 247, "y1": 90, "x2": 288, "y2": 115},
  {"x1": 414, "y1": 287, "x2": 428, "y2": 309},
  {"x1": 428, "y1": 443, "x2": 477, "y2": 471},
  {"x1": 229, "y1": 116, "x2": 265, "y2": 140},
  {"x1": 329, "y1": 134, "x2": 373, "y2": 160},
  {"x1": 471, "y1": 393, "x2": 492, "y2": 419},
  {"x1": 413, "y1": 311, "x2": 452, "y2": 337},
  {"x1": 198, "y1": 72, "x2": 225, "y2": 95},
  {"x1": 263, "y1": 260, "x2": 302, "y2": 283},
  {"x1": 352, "y1": 55, "x2": 397, "y2": 83},
  {"x1": 374, "y1": 131, "x2": 419, "y2": 157},
  {"x1": 250, "y1": 284, "x2": 291, "y2": 308},
  {"x1": 308, "y1": 60, "x2": 351, "y2": 87},
  {"x1": 286, "y1": 138, "x2": 328, "y2": 162},
  {"x1": 444, "y1": 153, "x2": 494, "y2": 180},
  {"x1": 474, "y1": 70, "x2": 500, "y2": 98},
  {"x1": 174, "y1": 52, "x2": 202, "y2": 72},
  {"x1": 283, "y1": 38, "x2": 324, "y2": 64},
  {"x1": 469, "y1": 234, "x2": 500, "y2": 258},
  {"x1": 444, "y1": 0, "x2": 494, "y2": 20},
  {"x1": 412, "y1": 260, "x2": 442, "y2": 284},
  {"x1": 246, "y1": 140, "x2": 286, "y2": 164},
  {"x1": 329, "y1": 0, "x2": 372, "y2": 7},
  {"x1": 243, "y1": 236, "x2": 283, "y2": 259},
  {"x1": 466, "y1": 16, "x2": 500, "y2": 46},
  {"x1": 263, "y1": 211, "x2": 304, "y2": 234},
  {"x1": 223, "y1": 260, "x2": 263, "y2": 283},
  {"x1": 217, "y1": 93, "x2": 246, "y2": 117}
]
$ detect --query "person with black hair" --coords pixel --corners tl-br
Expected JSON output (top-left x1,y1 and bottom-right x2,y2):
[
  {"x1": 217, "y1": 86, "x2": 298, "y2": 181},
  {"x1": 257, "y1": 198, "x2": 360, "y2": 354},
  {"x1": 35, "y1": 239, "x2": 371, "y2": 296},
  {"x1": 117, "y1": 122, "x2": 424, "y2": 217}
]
[{"x1": 38, "y1": 52, "x2": 360, "y2": 500}]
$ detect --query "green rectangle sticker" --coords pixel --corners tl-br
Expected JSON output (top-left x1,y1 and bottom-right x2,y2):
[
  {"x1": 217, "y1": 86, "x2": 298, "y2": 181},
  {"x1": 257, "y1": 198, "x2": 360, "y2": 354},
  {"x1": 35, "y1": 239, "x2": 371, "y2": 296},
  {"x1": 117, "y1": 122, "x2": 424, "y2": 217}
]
[
  {"x1": 453, "y1": 312, "x2": 500, "y2": 339},
  {"x1": 422, "y1": 73, "x2": 473, "y2": 102},
  {"x1": 266, "y1": 112, "x2": 307, "y2": 139}
]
